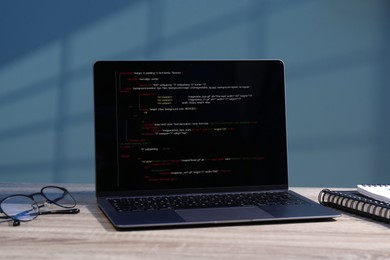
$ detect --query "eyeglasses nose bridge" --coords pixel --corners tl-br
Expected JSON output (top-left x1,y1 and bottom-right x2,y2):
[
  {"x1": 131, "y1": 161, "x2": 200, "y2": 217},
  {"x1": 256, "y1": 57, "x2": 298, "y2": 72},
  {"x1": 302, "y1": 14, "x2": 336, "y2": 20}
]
[
  {"x1": 44, "y1": 201, "x2": 54, "y2": 209},
  {"x1": 32, "y1": 202, "x2": 40, "y2": 214}
]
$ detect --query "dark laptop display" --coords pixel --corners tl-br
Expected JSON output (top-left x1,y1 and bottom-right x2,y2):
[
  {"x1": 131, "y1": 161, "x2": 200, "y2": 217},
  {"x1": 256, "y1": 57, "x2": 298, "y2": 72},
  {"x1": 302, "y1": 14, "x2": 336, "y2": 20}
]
[{"x1": 93, "y1": 60, "x2": 339, "y2": 230}]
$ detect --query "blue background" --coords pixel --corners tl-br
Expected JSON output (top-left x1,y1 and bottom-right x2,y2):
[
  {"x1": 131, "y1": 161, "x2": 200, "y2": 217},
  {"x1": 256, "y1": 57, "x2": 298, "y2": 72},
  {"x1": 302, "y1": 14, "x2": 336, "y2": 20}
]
[{"x1": 0, "y1": 0, "x2": 389, "y2": 186}]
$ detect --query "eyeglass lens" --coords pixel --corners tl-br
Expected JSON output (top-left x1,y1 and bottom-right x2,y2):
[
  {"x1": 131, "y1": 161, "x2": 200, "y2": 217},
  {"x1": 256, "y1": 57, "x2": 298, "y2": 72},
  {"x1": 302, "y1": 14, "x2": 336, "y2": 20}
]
[
  {"x1": 1, "y1": 196, "x2": 39, "y2": 222},
  {"x1": 41, "y1": 186, "x2": 76, "y2": 208}
]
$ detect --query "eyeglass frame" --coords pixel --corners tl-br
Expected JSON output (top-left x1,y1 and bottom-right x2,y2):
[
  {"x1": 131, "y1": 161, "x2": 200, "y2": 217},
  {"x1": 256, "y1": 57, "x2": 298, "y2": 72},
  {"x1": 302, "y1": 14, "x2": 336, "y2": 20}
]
[{"x1": 0, "y1": 185, "x2": 80, "y2": 226}]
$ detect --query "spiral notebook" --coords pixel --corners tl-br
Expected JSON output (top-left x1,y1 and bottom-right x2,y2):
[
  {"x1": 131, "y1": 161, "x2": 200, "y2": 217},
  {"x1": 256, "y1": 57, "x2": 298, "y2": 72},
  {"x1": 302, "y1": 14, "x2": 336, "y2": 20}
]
[{"x1": 318, "y1": 189, "x2": 390, "y2": 223}]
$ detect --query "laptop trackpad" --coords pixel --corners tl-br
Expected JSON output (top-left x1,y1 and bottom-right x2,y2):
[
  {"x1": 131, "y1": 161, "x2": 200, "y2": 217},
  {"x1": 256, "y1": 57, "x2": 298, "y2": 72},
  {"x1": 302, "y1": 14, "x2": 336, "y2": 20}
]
[{"x1": 176, "y1": 207, "x2": 273, "y2": 223}]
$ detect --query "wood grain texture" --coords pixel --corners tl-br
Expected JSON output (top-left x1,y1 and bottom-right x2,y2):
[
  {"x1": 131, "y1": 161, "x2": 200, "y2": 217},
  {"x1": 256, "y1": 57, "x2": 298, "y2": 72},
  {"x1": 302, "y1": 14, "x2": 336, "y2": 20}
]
[{"x1": 1, "y1": 183, "x2": 390, "y2": 259}]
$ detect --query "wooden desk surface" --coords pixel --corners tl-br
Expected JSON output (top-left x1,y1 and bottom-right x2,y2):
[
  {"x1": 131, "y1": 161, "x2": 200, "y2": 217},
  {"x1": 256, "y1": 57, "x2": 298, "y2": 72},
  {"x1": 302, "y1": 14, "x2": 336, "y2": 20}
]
[{"x1": 1, "y1": 183, "x2": 390, "y2": 259}]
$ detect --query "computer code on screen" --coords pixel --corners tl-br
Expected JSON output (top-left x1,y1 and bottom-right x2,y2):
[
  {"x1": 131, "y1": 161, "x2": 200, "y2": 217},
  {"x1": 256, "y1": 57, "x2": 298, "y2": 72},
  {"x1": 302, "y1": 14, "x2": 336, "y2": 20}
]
[{"x1": 104, "y1": 61, "x2": 287, "y2": 190}]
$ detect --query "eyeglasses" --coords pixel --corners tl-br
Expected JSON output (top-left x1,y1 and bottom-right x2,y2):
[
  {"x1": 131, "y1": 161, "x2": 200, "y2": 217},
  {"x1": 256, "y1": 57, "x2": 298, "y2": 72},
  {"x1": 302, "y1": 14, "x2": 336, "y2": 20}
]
[{"x1": 0, "y1": 186, "x2": 80, "y2": 226}]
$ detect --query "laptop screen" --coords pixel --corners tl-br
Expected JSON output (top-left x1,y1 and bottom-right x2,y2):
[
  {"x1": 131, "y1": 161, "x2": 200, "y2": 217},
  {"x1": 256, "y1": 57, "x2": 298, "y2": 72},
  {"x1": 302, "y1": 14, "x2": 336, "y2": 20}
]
[{"x1": 94, "y1": 60, "x2": 288, "y2": 194}]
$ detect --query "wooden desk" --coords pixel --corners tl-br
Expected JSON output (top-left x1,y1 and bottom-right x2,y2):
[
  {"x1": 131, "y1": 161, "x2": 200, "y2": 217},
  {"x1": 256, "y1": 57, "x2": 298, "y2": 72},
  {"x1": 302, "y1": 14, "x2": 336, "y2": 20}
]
[{"x1": 1, "y1": 183, "x2": 390, "y2": 259}]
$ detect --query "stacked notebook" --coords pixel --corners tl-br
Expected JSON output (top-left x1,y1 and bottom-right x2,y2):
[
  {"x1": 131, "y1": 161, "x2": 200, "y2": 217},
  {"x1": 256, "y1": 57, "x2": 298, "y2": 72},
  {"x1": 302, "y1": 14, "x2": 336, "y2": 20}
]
[{"x1": 318, "y1": 185, "x2": 390, "y2": 223}]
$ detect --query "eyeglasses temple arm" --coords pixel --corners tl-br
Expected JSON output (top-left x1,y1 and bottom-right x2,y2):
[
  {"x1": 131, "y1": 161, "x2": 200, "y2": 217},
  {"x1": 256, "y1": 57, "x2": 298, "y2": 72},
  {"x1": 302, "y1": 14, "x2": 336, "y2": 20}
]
[{"x1": 39, "y1": 208, "x2": 80, "y2": 215}]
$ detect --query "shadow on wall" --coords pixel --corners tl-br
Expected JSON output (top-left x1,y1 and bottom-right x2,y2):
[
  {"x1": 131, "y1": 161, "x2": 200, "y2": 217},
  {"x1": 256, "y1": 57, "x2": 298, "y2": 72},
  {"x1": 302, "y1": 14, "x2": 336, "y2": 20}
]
[
  {"x1": 0, "y1": 0, "x2": 389, "y2": 186},
  {"x1": 0, "y1": 1, "x2": 138, "y2": 183}
]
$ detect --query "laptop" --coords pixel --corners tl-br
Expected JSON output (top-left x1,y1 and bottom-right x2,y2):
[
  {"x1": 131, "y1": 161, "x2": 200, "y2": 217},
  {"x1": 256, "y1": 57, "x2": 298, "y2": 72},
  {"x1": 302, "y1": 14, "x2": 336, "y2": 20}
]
[{"x1": 93, "y1": 60, "x2": 340, "y2": 230}]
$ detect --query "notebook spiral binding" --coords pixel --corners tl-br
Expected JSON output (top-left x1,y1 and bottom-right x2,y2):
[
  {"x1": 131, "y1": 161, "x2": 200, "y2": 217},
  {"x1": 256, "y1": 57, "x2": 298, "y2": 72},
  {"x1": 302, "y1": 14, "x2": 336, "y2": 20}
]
[{"x1": 318, "y1": 189, "x2": 390, "y2": 223}]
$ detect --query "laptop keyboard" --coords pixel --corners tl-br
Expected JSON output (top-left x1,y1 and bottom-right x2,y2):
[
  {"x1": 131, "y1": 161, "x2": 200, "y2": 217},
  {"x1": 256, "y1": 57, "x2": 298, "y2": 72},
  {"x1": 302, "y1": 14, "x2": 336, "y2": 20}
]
[{"x1": 108, "y1": 192, "x2": 307, "y2": 212}]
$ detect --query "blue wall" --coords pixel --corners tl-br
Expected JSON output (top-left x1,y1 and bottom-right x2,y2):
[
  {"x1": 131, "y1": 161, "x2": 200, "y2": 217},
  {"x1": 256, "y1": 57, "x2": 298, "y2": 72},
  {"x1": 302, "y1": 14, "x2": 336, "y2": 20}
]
[{"x1": 0, "y1": 0, "x2": 389, "y2": 186}]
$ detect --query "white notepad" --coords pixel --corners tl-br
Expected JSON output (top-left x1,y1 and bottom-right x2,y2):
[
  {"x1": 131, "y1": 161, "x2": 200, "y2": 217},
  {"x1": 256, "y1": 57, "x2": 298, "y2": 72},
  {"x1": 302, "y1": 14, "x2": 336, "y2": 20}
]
[{"x1": 357, "y1": 184, "x2": 390, "y2": 204}]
